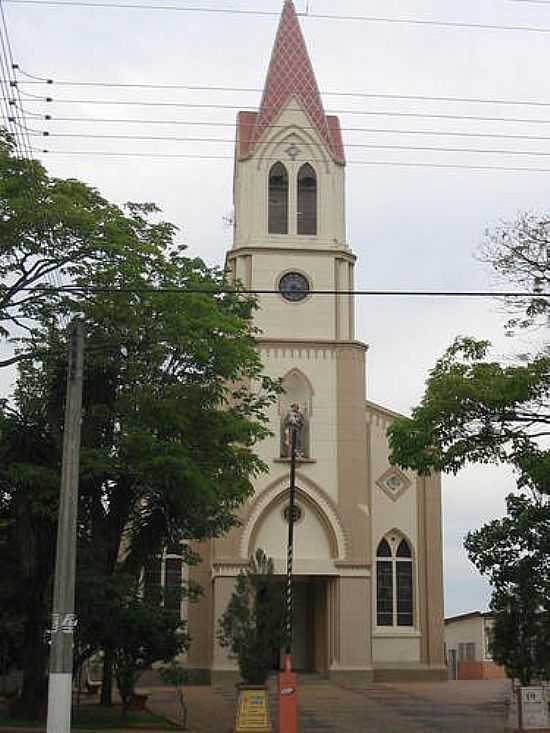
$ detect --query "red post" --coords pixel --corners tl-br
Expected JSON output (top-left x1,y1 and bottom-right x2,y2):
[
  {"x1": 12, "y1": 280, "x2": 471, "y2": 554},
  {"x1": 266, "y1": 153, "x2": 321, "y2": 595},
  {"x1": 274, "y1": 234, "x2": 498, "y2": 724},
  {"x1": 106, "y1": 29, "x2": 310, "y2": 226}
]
[{"x1": 278, "y1": 654, "x2": 297, "y2": 733}]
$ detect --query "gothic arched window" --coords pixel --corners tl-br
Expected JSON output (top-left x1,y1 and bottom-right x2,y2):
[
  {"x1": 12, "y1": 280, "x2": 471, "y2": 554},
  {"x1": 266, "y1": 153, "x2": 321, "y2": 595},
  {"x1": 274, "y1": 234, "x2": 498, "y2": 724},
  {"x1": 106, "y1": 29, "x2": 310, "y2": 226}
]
[
  {"x1": 268, "y1": 162, "x2": 289, "y2": 234},
  {"x1": 143, "y1": 542, "x2": 184, "y2": 613},
  {"x1": 376, "y1": 536, "x2": 414, "y2": 627},
  {"x1": 297, "y1": 163, "x2": 317, "y2": 236}
]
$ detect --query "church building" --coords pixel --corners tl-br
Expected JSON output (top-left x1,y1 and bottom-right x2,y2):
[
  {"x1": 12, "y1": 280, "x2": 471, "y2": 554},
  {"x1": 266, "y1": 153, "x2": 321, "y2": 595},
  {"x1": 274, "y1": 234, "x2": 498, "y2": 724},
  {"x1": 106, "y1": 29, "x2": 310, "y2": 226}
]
[{"x1": 185, "y1": 0, "x2": 446, "y2": 683}]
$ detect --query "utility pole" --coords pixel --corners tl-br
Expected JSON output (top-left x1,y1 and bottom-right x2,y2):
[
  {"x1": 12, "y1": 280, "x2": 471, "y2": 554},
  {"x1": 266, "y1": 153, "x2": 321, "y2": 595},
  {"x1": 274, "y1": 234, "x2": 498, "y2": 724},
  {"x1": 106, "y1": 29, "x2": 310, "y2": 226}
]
[
  {"x1": 279, "y1": 424, "x2": 298, "y2": 733},
  {"x1": 46, "y1": 320, "x2": 85, "y2": 733}
]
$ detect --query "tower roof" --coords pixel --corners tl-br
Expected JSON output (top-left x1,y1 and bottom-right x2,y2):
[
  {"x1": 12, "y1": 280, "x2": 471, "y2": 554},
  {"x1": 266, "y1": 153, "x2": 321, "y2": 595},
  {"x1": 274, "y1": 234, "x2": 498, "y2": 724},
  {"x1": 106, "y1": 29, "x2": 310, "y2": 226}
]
[{"x1": 237, "y1": 0, "x2": 345, "y2": 164}]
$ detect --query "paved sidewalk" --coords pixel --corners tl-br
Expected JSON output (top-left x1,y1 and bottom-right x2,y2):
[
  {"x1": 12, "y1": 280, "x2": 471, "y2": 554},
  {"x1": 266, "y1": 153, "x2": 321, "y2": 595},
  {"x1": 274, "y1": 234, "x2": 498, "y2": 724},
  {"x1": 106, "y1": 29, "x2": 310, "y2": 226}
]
[{"x1": 147, "y1": 679, "x2": 509, "y2": 733}]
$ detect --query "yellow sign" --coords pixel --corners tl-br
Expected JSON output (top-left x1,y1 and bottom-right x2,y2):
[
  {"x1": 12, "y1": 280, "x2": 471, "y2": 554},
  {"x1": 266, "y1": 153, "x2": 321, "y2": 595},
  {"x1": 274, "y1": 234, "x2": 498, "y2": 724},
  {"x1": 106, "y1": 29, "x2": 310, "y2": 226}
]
[{"x1": 235, "y1": 688, "x2": 272, "y2": 733}]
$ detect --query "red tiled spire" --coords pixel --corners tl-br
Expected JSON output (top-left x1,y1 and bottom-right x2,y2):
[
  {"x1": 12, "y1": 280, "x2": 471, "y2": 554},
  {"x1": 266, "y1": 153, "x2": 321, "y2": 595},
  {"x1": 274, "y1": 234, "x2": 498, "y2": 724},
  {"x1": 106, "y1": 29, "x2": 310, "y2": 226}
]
[{"x1": 238, "y1": 0, "x2": 345, "y2": 164}]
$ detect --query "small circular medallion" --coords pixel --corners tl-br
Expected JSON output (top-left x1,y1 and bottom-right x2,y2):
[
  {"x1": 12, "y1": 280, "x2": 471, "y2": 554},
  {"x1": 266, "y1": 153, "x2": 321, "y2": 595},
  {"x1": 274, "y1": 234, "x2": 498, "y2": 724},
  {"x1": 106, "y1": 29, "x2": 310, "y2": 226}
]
[
  {"x1": 283, "y1": 504, "x2": 303, "y2": 524},
  {"x1": 279, "y1": 272, "x2": 310, "y2": 302},
  {"x1": 384, "y1": 475, "x2": 405, "y2": 493}
]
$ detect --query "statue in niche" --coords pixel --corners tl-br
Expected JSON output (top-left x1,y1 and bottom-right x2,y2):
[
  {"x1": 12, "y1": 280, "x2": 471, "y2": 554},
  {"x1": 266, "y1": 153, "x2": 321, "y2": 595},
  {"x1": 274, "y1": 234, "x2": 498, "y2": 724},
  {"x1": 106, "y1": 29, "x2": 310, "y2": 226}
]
[{"x1": 281, "y1": 402, "x2": 309, "y2": 459}]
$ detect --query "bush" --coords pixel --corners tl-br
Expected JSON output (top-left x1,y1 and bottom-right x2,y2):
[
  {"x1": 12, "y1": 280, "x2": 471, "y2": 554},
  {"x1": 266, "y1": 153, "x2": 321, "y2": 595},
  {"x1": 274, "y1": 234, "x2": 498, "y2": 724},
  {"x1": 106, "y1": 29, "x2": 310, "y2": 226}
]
[{"x1": 217, "y1": 549, "x2": 283, "y2": 686}]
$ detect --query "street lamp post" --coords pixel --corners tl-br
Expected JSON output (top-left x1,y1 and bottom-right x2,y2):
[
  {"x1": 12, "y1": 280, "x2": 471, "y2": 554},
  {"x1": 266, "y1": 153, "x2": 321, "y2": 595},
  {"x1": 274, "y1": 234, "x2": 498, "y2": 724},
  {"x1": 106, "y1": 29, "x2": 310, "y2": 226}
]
[{"x1": 279, "y1": 424, "x2": 298, "y2": 733}]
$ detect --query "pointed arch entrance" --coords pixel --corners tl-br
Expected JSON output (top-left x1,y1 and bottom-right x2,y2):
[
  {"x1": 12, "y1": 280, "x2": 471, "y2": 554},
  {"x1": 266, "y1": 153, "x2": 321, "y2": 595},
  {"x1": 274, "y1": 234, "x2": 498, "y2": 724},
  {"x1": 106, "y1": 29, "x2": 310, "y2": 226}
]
[{"x1": 240, "y1": 477, "x2": 346, "y2": 674}]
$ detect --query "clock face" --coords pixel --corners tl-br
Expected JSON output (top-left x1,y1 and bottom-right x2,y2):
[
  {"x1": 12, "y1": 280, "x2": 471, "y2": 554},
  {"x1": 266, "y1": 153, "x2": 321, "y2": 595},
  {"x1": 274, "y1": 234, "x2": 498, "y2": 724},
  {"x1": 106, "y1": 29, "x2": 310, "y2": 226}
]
[{"x1": 279, "y1": 272, "x2": 310, "y2": 302}]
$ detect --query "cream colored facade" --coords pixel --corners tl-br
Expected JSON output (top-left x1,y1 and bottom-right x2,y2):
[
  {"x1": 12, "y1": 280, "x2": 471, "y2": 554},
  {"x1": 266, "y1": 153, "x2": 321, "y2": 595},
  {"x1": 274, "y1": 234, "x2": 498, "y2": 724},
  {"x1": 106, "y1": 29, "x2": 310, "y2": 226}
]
[{"x1": 185, "y1": 0, "x2": 446, "y2": 684}]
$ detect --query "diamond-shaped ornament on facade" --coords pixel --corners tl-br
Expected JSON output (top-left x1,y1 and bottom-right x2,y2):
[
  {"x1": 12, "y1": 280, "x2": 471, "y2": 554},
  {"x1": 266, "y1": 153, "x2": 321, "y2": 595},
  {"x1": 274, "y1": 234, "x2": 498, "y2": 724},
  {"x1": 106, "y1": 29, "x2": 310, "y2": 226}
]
[{"x1": 376, "y1": 467, "x2": 412, "y2": 502}]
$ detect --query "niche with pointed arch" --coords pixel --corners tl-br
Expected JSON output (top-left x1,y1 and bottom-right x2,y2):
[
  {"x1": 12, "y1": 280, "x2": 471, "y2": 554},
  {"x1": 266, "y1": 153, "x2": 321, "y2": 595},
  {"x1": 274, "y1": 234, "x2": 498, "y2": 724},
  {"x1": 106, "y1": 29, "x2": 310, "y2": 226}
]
[{"x1": 279, "y1": 369, "x2": 313, "y2": 459}]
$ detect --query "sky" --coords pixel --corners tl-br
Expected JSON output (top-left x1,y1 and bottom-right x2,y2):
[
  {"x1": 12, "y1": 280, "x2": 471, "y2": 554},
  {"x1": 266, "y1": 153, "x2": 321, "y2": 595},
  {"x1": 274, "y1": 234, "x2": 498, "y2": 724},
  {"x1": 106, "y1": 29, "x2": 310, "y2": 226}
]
[{"x1": 1, "y1": 0, "x2": 550, "y2": 616}]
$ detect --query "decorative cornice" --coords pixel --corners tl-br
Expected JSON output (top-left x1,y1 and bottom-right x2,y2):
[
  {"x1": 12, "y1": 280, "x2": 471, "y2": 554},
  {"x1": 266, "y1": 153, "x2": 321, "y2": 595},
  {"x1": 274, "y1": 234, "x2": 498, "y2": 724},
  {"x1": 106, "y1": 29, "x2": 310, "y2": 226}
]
[
  {"x1": 227, "y1": 245, "x2": 356, "y2": 262},
  {"x1": 257, "y1": 338, "x2": 368, "y2": 352}
]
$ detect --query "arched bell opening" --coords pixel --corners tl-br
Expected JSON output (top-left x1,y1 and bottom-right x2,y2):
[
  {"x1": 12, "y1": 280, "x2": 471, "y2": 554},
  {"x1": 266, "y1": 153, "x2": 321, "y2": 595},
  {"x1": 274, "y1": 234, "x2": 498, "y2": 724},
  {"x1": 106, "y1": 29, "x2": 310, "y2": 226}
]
[
  {"x1": 297, "y1": 163, "x2": 317, "y2": 236},
  {"x1": 268, "y1": 161, "x2": 289, "y2": 234}
]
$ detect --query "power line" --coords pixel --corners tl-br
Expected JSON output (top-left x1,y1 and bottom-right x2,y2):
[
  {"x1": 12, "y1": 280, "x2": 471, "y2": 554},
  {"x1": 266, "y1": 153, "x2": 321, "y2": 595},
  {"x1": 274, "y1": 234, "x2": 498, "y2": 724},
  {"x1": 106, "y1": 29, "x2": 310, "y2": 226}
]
[
  {"x1": 13, "y1": 74, "x2": 550, "y2": 110},
  {"x1": 6, "y1": 0, "x2": 550, "y2": 34},
  {"x1": 32, "y1": 120, "x2": 550, "y2": 144},
  {"x1": 0, "y1": 3, "x2": 69, "y2": 326},
  {"x1": 31, "y1": 110, "x2": 550, "y2": 127},
  {"x1": 27, "y1": 130, "x2": 550, "y2": 156},
  {"x1": 30, "y1": 148, "x2": 550, "y2": 173},
  {"x1": 19, "y1": 96, "x2": 550, "y2": 124},
  {"x1": 18, "y1": 285, "x2": 550, "y2": 298}
]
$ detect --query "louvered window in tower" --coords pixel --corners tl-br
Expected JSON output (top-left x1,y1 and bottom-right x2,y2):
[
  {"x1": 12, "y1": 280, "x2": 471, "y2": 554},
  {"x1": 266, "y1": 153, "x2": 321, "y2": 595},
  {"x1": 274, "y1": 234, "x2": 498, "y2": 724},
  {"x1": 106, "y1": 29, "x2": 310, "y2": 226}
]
[
  {"x1": 268, "y1": 162, "x2": 289, "y2": 234},
  {"x1": 297, "y1": 163, "x2": 317, "y2": 235}
]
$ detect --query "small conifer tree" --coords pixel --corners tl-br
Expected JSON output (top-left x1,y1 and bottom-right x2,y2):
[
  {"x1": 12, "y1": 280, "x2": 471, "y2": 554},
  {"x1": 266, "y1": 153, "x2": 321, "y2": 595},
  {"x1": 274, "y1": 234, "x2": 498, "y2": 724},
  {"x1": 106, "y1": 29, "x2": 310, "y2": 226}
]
[{"x1": 218, "y1": 549, "x2": 283, "y2": 685}]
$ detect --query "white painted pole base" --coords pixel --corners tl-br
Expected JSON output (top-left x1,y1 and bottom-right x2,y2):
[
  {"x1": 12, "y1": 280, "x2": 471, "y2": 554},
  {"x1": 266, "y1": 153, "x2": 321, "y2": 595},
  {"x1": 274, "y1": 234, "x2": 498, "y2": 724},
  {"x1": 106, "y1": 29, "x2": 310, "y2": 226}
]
[{"x1": 47, "y1": 673, "x2": 72, "y2": 733}]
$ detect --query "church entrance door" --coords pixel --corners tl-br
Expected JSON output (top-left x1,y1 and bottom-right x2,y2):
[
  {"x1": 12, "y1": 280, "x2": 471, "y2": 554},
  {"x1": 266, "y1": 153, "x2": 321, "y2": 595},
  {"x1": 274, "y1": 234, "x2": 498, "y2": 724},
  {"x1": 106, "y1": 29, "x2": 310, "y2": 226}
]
[{"x1": 278, "y1": 577, "x2": 328, "y2": 676}]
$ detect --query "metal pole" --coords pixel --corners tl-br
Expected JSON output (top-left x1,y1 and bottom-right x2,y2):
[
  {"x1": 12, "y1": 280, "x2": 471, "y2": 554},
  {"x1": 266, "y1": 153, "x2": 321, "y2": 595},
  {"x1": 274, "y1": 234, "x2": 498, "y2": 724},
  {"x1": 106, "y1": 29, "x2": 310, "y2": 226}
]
[
  {"x1": 285, "y1": 426, "x2": 298, "y2": 655},
  {"x1": 47, "y1": 320, "x2": 84, "y2": 733},
  {"x1": 279, "y1": 426, "x2": 298, "y2": 733}
]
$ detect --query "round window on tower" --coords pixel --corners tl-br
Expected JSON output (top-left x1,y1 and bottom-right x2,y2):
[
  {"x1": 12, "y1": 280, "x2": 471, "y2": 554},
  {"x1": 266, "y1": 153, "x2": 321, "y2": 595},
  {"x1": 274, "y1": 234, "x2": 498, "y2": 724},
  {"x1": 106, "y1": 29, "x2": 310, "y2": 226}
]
[{"x1": 278, "y1": 272, "x2": 310, "y2": 302}]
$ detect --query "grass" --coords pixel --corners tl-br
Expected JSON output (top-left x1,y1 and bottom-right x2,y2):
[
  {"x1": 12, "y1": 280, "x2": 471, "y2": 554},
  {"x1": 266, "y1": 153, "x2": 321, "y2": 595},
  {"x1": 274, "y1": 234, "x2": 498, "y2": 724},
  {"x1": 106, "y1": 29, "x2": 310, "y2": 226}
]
[{"x1": 0, "y1": 705, "x2": 176, "y2": 730}]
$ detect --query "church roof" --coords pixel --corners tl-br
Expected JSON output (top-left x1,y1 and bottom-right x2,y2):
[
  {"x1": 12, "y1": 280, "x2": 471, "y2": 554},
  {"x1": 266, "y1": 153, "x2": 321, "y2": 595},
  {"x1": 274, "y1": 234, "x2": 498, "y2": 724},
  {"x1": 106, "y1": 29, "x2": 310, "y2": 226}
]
[{"x1": 237, "y1": 0, "x2": 345, "y2": 164}]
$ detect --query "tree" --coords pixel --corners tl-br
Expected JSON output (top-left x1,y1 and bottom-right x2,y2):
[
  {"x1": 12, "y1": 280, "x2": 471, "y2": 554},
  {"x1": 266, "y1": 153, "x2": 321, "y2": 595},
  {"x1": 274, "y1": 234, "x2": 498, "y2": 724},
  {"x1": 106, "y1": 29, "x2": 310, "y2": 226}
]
[
  {"x1": 0, "y1": 399, "x2": 60, "y2": 719},
  {"x1": 480, "y1": 211, "x2": 550, "y2": 334},
  {"x1": 0, "y1": 151, "x2": 280, "y2": 716},
  {"x1": 111, "y1": 598, "x2": 188, "y2": 717},
  {"x1": 465, "y1": 493, "x2": 550, "y2": 685},
  {"x1": 387, "y1": 337, "x2": 550, "y2": 484},
  {"x1": 387, "y1": 210, "x2": 550, "y2": 688},
  {"x1": 0, "y1": 133, "x2": 178, "y2": 367},
  {"x1": 218, "y1": 549, "x2": 283, "y2": 686}
]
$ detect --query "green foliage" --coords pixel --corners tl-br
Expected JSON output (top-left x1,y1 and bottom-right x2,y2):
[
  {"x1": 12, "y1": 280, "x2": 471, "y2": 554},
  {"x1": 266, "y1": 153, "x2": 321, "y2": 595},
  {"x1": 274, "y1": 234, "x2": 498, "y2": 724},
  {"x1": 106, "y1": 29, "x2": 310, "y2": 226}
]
[
  {"x1": 218, "y1": 549, "x2": 283, "y2": 685},
  {"x1": 0, "y1": 130, "x2": 178, "y2": 364},
  {"x1": 388, "y1": 337, "x2": 550, "y2": 480},
  {"x1": 465, "y1": 493, "x2": 550, "y2": 685},
  {"x1": 159, "y1": 661, "x2": 190, "y2": 688},
  {"x1": 110, "y1": 598, "x2": 188, "y2": 713},
  {"x1": 388, "y1": 208, "x2": 550, "y2": 687},
  {"x1": 0, "y1": 139, "x2": 280, "y2": 714}
]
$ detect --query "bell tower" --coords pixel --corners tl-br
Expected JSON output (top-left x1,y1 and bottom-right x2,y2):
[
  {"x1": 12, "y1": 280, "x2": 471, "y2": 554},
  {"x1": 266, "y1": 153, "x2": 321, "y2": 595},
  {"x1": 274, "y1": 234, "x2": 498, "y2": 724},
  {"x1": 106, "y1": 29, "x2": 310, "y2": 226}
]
[
  {"x1": 218, "y1": 0, "x2": 374, "y2": 682},
  {"x1": 227, "y1": 0, "x2": 356, "y2": 343}
]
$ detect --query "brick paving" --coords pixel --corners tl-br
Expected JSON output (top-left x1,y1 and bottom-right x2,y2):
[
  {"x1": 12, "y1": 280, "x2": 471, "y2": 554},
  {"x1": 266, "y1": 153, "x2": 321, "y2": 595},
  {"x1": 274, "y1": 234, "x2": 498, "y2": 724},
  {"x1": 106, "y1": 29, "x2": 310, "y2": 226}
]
[{"x1": 146, "y1": 678, "x2": 510, "y2": 733}]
